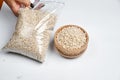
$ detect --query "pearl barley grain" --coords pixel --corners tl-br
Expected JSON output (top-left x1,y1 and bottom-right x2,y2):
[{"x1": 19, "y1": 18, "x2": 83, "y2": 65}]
[{"x1": 57, "y1": 26, "x2": 87, "y2": 49}]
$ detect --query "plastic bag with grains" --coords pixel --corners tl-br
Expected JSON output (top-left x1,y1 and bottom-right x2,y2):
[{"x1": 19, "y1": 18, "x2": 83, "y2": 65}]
[{"x1": 2, "y1": 1, "x2": 64, "y2": 62}]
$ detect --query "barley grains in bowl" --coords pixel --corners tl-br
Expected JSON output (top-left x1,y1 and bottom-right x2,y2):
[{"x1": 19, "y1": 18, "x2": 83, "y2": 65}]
[{"x1": 54, "y1": 25, "x2": 89, "y2": 59}]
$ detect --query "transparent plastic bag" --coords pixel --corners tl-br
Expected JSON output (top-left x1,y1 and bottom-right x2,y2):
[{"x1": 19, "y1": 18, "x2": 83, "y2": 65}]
[{"x1": 2, "y1": 1, "x2": 64, "y2": 62}]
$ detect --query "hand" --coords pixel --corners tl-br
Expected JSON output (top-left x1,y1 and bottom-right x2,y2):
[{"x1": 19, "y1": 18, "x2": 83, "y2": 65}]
[{"x1": 4, "y1": 0, "x2": 30, "y2": 16}]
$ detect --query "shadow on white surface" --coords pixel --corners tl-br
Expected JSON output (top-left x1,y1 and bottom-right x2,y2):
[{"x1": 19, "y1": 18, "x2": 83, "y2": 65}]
[
  {"x1": 7, "y1": 52, "x2": 43, "y2": 63},
  {"x1": 49, "y1": 38, "x2": 55, "y2": 52}
]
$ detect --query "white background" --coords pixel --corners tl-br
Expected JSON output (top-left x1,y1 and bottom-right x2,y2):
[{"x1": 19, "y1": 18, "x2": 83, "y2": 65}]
[{"x1": 0, "y1": 0, "x2": 120, "y2": 80}]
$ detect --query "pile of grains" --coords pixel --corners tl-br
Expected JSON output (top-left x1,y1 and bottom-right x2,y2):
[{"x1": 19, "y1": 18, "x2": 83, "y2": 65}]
[
  {"x1": 57, "y1": 26, "x2": 87, "y2": 50},
  {"x1": 3, "y1": 8, "x2": 56, "y2": 62}
]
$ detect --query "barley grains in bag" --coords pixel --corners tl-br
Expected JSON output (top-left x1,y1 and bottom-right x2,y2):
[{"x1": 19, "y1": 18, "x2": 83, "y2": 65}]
[{"x1": 2, "y1": 1, "x2": 64, "y2": 62}]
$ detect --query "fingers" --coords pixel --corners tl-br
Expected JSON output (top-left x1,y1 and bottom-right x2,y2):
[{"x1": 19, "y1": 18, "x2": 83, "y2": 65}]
[
  {"x1": 11, "y1": 3, "x2": 20, "y2": 16},
  {"x1": 4, "y1": 0, "x2": 31, "y2": 16},
  {"x1": 4, "y1": 0, "x2": 20, "y2": 16},
  {"x1": 16, "y1": 0, "x2": 30, "y2": 7}
]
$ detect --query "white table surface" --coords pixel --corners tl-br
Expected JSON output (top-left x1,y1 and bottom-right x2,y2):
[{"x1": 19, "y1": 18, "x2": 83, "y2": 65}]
[{"x1": 0, "y1": 0, "x2": 120, "y2": 80}]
